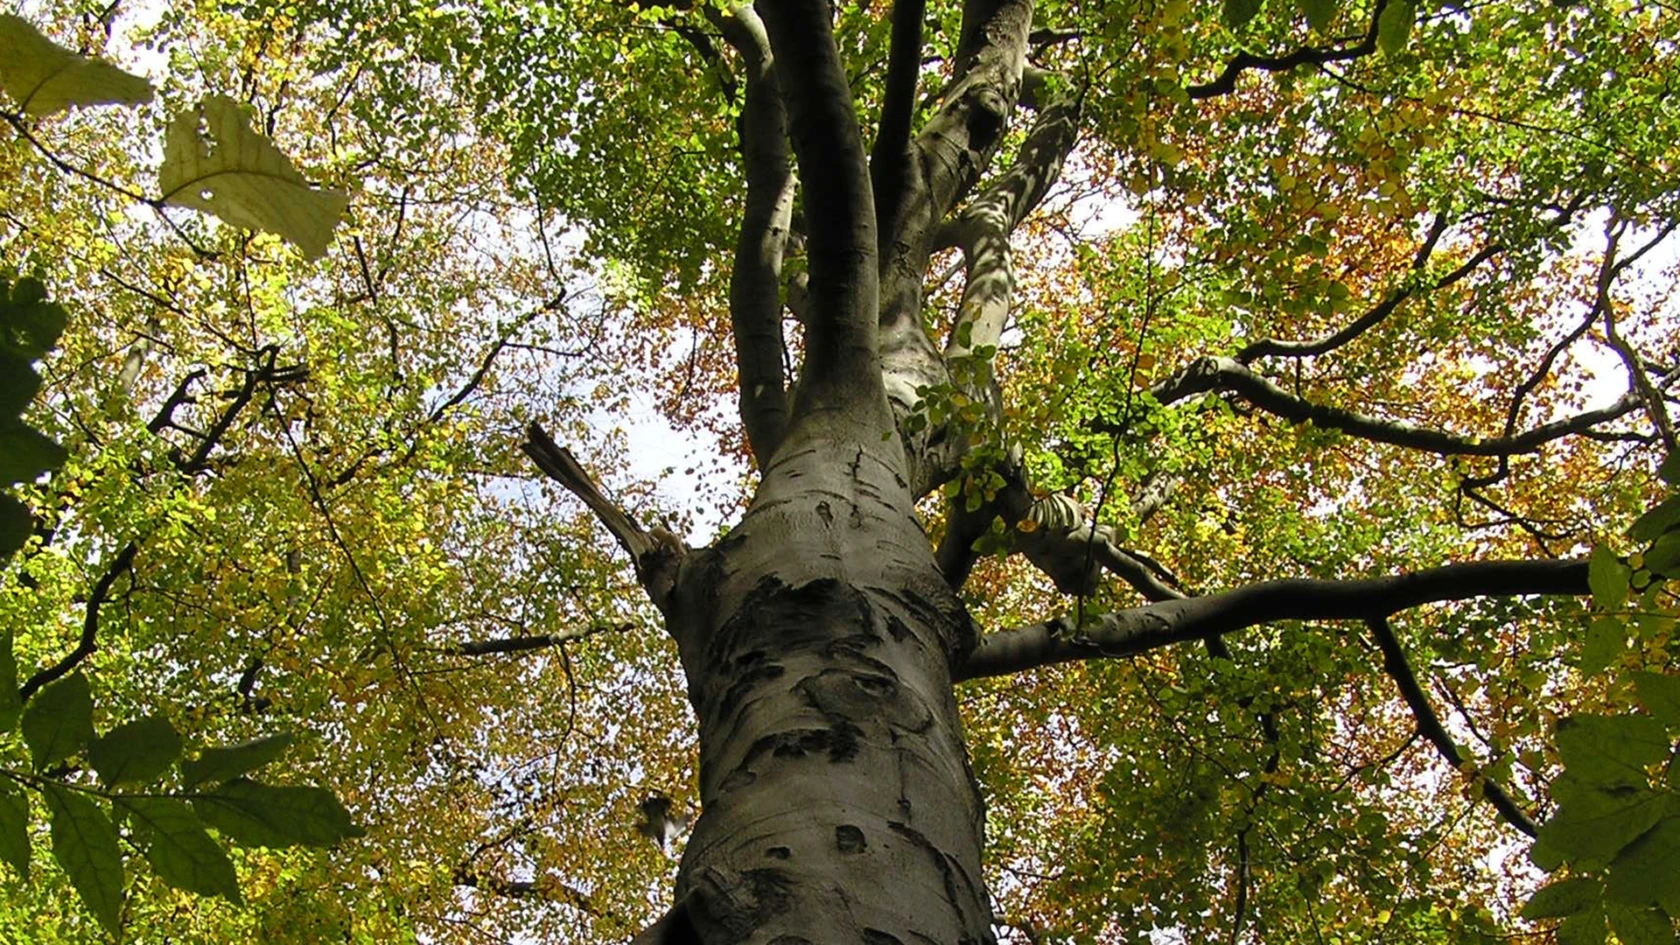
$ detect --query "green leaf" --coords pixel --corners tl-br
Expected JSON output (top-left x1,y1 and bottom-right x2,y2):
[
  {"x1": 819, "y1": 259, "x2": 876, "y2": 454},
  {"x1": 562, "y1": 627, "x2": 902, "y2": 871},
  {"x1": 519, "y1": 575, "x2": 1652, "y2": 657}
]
[
  {"x1": 1540, "y1": 775, "x2": 1668, "y2": 869},
  {"x1": 1644, "y1": 532, "x2": 1680, "y2": 578},
  {"x1": 1556, "y1": 715, "x2": 1671, "y2": 787},
  {"x1": 0, "y1": 419, "x2": 68, "y2": 486},
  {"x1": 89, "y1": 715, "x2": 183, "y2": 786},
  {"x1": 1300, "y1": 0, "x2": 1336, "y2": 31},
  {"x1": 0, "y1": 625, "x2": 20, "y2": 732},
  {"x1": 1604, "y1": 903, "x2": 1676, "y2": 945},
  {"x1": 43, "y1": 786, "x2": 123, "y2": 935},
  {"x1": 1223, "y1": 0, "x2": 1262, "y2": 28},
  {"x1": 1632, "y1": 671, "x2": 1680, "y2": 728},
  {"x1": 1629, "y1": 496, "x2": 1680, "y2": 542},
  {"x1": 1580, "y1": 617, "x2": 1624, "y2": 677},
  {"x1": 0, "y1": 356, "x2": 43, "y2": 419},
  {"x1": 1604, "y1": 816, "x2": 1680, "y2": 913},
  {"x1": 0, "y1": 277, "x2": 68, "y2": 360},
  {"x1": 158, "y1": 96, "x2": 349, "y2": 259},
  {"x1": 1557, "y1": 905, "x2": 1607, "y2": 945},
  {"x1": 1588, "y1": 546, "x2": 1630, "y2": 611},
  {"x1": 0, "y1": 14, "x2": 153, "y2": 117},
  {"x1": 21, "y1": 671, "x2": 94, "y2": 771},
  {"x1": 192, "y1": 778, "x2": 362, "y2": 848},
  {"x1": 0, "y1": 494, "x2": 29, "y2": 559},
  {"x1": 181, "y1": 732, "x2": 295, "y2": 787},
  {"x1": 118, "y1": 797, "x2": 241, "y2": 903},
  {"x1": 1522, "y1": 876, "x2": 1603, "y2": 919},
  {"x1": 1660, "y1": 453, "x2": 1680, "y2": 486},
  {"x1": 0, "y1": 780, "x2": 28, "y2": 880},
  {"x1": 1376, "y1": 0, "x2": 1415, "y2": 55}
]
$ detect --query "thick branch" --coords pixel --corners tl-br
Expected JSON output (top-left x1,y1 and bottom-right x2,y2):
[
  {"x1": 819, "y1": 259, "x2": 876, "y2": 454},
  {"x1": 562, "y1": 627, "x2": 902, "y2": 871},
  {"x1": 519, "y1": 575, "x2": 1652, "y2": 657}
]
[
  {"x1": 957, "y1": 559, "x2": 1585, "y2": 680},
  {"x1": 1367, "y1": 616, "x2": 1538, "y2": 837},
  {"x1": 757, "y1": 0, "x2": 881, "y2": 412},
  {"x1": 1147, "y1": 356, "x2": 1645, "y2": 457},
  {"x1": 871, "y1": 0, "x2": 927, "y2": 239},
  {"x1": 719, "y1": 4, "x2": 795, "y2": 463}
]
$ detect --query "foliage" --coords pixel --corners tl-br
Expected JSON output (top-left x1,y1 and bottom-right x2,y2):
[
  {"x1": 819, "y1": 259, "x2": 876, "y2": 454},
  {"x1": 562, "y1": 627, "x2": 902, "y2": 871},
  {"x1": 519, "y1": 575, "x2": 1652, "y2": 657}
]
[{"x1": 0, "y1": 0, "x2": 1676, "y2": 941}]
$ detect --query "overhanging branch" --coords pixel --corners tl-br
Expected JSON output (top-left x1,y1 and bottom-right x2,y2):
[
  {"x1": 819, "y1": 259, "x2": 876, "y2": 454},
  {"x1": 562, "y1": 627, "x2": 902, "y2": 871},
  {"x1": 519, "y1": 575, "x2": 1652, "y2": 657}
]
[{"x1": 957, "y1": 559, "x2": 1585, "y2": 680}]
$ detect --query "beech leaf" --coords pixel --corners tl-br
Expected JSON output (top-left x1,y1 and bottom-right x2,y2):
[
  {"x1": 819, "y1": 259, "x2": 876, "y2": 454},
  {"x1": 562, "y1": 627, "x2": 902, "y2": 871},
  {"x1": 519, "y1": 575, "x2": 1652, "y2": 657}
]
[
  {"x1": 0, "y1": 780, "x2": 28, "y2": 880},
  {"x1": 192, "y1": 778, "x2": 363, "y2": 848},
  {"x1": 44, "y1": 786, "x2": 123, "y2": 935},
  {"x1": 181, "y1": 732, "x2": 294, "y2": 787},
  {"x1": 89, "y1": 715, "x2": 182, "y2": 786},
  {"x1": 158, "y1": 96, "x2": 348, "y2": 259},
  {"x1": 1376, "y1": 0, "x2": 1415, "y2": 55},
  {"x1": 0, "y1": 14, "x2": 153, "y2": 116},
  {"x1": 119, "y1": 797, "x2": 241, "y2": 903},
  {"x1": 21, "y1": 671, "x2": 94, "y2": 770}
]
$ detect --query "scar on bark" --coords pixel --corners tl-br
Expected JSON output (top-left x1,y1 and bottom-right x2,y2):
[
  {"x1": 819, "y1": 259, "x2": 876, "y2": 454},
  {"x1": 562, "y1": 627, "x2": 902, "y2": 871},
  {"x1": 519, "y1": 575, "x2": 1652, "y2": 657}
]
[{"x1": 521, "y1": 421, "x2": 685, "y2": 609}]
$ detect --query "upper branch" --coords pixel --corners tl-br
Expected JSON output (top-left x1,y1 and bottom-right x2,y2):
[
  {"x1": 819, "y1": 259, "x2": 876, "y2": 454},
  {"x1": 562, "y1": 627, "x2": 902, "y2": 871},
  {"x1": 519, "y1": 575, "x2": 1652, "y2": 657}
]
[
  {"x1": 871, "y1": 0, "x2": 928, "y2": 239},
  {"x1": 957, "y1": 558, "x2": 1584, "y2": 679},
  {"x1": 1146, "y1": 356, "x2": 1648, "y2": 457},
  {"x1": 718, "y1": 4, "x2": 795, "y2": 463},
  {"x1": 1186, "y1": 0, "x2": 1385, "y2": 100},
  {"x1": 757, "y1": 0, "x2": 882, "y2": 412}
]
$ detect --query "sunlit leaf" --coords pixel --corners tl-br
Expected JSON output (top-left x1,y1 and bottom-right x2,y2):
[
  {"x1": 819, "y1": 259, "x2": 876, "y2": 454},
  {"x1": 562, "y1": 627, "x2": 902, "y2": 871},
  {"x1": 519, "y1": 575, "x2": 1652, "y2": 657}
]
[{"x1": 0, "y1": 14, "x2": 153, "y2": 116}]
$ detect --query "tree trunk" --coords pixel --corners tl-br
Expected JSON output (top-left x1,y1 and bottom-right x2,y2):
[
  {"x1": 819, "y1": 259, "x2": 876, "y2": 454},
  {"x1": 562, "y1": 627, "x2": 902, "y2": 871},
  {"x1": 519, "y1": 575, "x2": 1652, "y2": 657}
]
[{"x1": 660, "y1": 416, "x2": 994, "y2": 943}]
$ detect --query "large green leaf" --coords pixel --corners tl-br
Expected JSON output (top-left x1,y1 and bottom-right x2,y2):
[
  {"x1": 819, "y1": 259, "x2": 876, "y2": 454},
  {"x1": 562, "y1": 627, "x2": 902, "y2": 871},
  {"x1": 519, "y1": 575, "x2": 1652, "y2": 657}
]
[
  {"x1": 1588, "y1": 545, "x2": 1630, "y2": 611},
  {"x1": 181, "y1": 732, "x2": 294, "y2": 787},
  {"x1": 1223, "y1": 0, "x2": 1262, "y2": 28},
  {"x1": 0, "y1": 419, "x2": 68, "y2": 486},
  {"x1": 1632, "y1": 671, "x2": 1680, "y2": 729},
  {"x1": 0, "y1": 780, "x2": 28, "y2": 880},
  {"x1": 1604, "y1": 903, "x2": 1677, "y2": 945},
  {"x1": 0, "y1": 278, "x2": 69, "y2": 360},
  {"x1": 0, "y1": 494, "x2": 29, "y2": 560},
  {"x1": 44, "y1": 786, "x2": 123, "y2": 935},
  {"x1": 1376, "y1": 0, "x2": 1416, "y2": 55},
  {"x1": 1523, "y1": 876, "x2": 1603, "y2": 920},
  {"x1": 1539, "y1": 775, "x2": 1669, "y2": 870},
  {"x1": 21, "y1": 671, "x2": 94, "y2": 771},
  {"x1": 1604, "y1": 816, "x2": 1680, "y2": 913},
  {"x1": 1580, "y1": 617, "x2": 1624, "y2": 677},
  {"x1": 158, "y1": 96, "x2": 348, "y2": 259},
  {"x1": 0, "y1": 14, "x2": 153, "y2": 116},
  {"x1": 1555, "y1": 714, "x2": 1671, "y2": 787},
  {"x1": 1300, "y1": 0, "x2": 1336, "y2": 31},
  {"x1": 192, "y1": 778, "x2": 362, "y2": 848},
  {"x1": 89, "y1": 715, "x2": 183, "y2": 786},
  {"x1": 119, "y1": 797, "x2": 241, "y2": 903},
  {"x1": 0, "y1": 626, "x2": 19, "y2": 732}
]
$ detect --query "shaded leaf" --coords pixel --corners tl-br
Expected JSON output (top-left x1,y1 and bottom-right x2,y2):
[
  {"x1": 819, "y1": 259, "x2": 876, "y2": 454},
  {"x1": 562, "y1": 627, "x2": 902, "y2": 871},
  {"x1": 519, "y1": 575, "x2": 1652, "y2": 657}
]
[
  {"x1": 1604, "y1": 903, "x2": 1676, "y2": 945},
  {"x1": 0, "y1": 625, "x2": 19, "y2": 732},
  {"x1": 1376, "y1": 0, "x2": 1415, "y2": 54},
  {"x1": 0, "y1": 420, "x2": 68, "y2": 486},
  {"x1": 1557, "y1": 904, "x2": 1607, "y2": 945},
  {"x1": 1224, "y1": 0, "x2": 1262, "y2": 28},
  {"x1": 0, "y1": 277, "x2": 69, "y2": 359},
  {"x1": 0, "y1": 780, "x2": 28, "y2": 880},
  {"x1": 1629, "y1": 495, "x2": 1680, "y2": 542},
  {"x1": 192, "y1": 778, "x2": 362, "y2": 848},
  {"x1": 1604, "y1": 816, "x2": 1680, "y2": 913},
  {"x1": 89, "y1": 715, "x2": 182, "y2": 786},
  {"x1": 1580, "y1": 617, "x2": 1624, "y2": 677},
  {"x1": 1301, "y1": 0, "x2": 1336, "y2": 31},
  {"x1": 1556, "y1": 715, "x2": 1671, "y2": 787},
  {"x1": 119, "y1": 797, "x2": 241, "y2": 902},
  {"x1": 1588, "y1": 545, "x2": 1630, "y2": 611},
  {"x1": 1523, "y1": 876, "x2": 1603, "y2": 919},
  {"x1": 21, "y1": 671, "x2": 94, "y2": 770},
  {"x1": 43, "y1": 786, "x2": 123, "y2": 935},
  {"x1": 1539, "y1": 775, "x2": 1668, "y2": 869},
  {"x1": 0, "y1": 14, "x2": 153, "y2": 116},
  {"x1": 158, "y1": 96, "x2": 348, "y2": 259},
  {"x1": 181, "y1": 732, "x2": 294, "y2": 787},
  {"x1": 1632, "y1": 671, "x2": 1680, "y2": 728},
  {"x1": 0, "y1": 494, "x2": 29, "y2": 560}
]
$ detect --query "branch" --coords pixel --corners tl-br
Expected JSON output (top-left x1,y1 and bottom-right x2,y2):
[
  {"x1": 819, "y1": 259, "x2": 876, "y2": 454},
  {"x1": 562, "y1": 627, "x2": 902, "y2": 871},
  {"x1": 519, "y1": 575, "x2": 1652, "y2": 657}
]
[
  {"x1": 718, "y1": 4, "x2": 794, "y2": 464},
  {"x1": 1366, "y1": 616, "x2": 1538, "y2": 837},
  {"x1": 870, "y1": 0, "x2": 927, "y2": 239},
  {"x1": 520, "y1": 423, "x2": 683, "y2": 609},
  {"x1": 757, "y1": 0, "x2": 881, "y2": 411},
  {"x1": 1186, "y1": 0, "x2": 1385, "y2": 100},
  {"x1": 452, "y1": 866, "x2": 600, "y2": 915},
  {"x1": 452, "y1": 621, "x2": 628, "y2": 656},
  {"x1": 20, "y1": 541, "x2": 138, "y2": 701},
  {"x1": 957, "y1": 559, "x2": 1585, "y2": 680},
  {"x1": 1146, "y1": 356, "x2": 1646, "y2": 457}
]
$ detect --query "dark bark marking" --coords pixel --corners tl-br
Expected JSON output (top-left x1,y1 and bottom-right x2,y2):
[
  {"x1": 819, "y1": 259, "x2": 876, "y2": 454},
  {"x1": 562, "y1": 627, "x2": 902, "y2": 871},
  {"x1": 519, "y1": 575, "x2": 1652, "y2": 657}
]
[
  {"x1": 862, "y1": 931, "x2": 905, "y2": 945},
  {"x1": 816, "y1": 500, "x2": 835, "y2": 526},
  {"x1": 743, "y1": 723, "x2": 863, "y2": 763},
  {"x1": 835, "y1": 824, "x2": 867, "y2": 853},
  {"x1": 765, "y1": 846, "x2": 791, "y2": 859},
  {"x1": 721, "y1": 769, "x2": 758, "y2": 792},
  {"x1": 887, "y1": 821, "x2": 966, "y2": 926}
]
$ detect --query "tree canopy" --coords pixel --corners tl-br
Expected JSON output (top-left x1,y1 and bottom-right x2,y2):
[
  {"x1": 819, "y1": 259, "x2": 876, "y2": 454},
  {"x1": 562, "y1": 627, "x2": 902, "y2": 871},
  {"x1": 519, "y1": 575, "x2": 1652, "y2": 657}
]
[{"x1": 1, "y1": 0, "x2": 1679, "y2": 941}]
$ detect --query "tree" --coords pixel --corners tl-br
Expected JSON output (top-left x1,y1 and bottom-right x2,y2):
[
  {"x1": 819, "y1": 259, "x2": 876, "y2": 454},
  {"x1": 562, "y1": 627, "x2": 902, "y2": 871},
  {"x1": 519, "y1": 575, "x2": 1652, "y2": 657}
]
[{"x1": 2, "y1": 0, "x2": 1679, "y2": 941}]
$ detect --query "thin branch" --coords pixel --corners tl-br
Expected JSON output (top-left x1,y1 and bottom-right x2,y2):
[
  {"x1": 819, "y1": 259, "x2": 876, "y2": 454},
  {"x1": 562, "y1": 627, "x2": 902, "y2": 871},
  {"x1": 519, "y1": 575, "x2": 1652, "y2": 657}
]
[
  {"x1": 1186, "y1": 0, "x2": 1386, "y2": 100},
  {"x1": 1366, "y1": 616, "x2": 1538, "y2": 837},
  {"x1": 1146, "y1": 356, "x2": 1647, "y2": 457},
  {"x1": 20, "y1": 542, "x2": 137, "y2": 701},
  {"x1": 957, "y1": 559, "x2": 1585, "y2": 680},
  {"x1": 452, "y1": 621, "x2": 629, "y2": 657}
]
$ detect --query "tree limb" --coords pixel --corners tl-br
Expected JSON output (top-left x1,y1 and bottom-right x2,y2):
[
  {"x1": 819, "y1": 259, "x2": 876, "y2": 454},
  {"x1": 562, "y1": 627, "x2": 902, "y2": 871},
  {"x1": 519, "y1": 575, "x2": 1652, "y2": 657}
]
[
  {"x1": 956, "y1": 559, "x2": 1585, "y2": 680},
  {"x1": 1366, "y1": 616, "x2": 1538, "y2": 837},
  {"x1": 452, "y1": 621, "x2": 629, "y2": 656},
  {"x1": 1145, "y1": 356, "x2": 1646, "y2": 457},
  {"x1": 1186, "y1": 0, "x2": 1385, "y2": 101},
  {"x1": 19, "y1": 541, "x2": 138, "y2": 701},
  {"x1": 757, "y1": 0, "x2": 881, "y2": 413},
  {"x1": 870, "y1": 0, "x2": 927, "y2": 240},
  {"x1": 718, "y1": 4, "x2": 795, "y2": 464}
]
